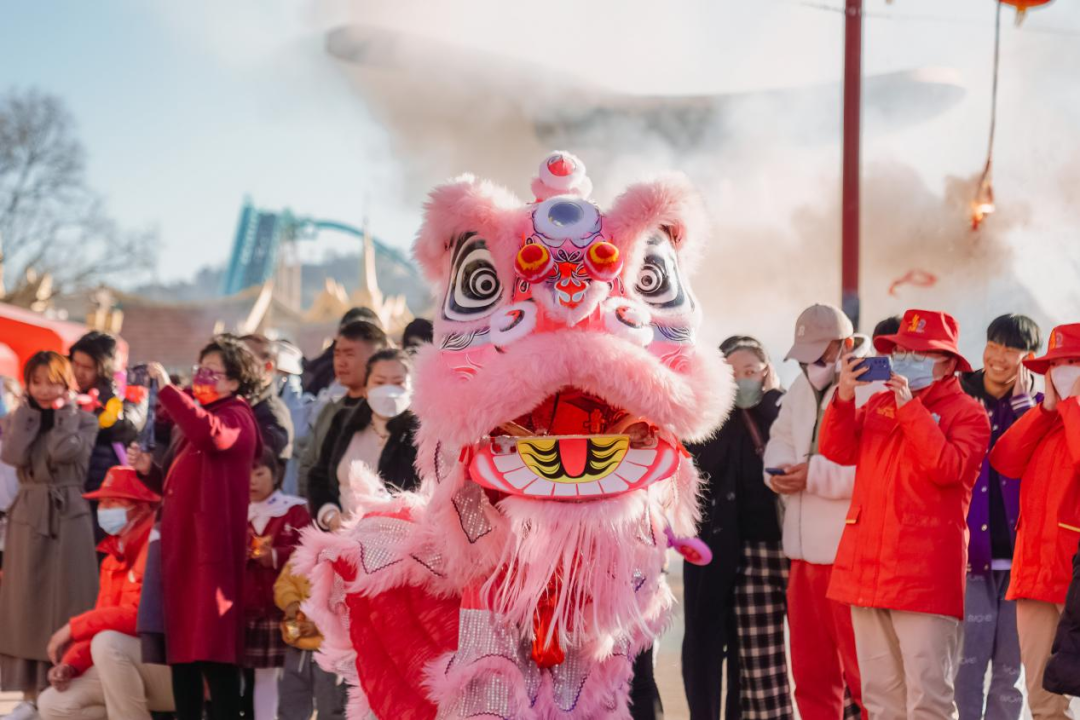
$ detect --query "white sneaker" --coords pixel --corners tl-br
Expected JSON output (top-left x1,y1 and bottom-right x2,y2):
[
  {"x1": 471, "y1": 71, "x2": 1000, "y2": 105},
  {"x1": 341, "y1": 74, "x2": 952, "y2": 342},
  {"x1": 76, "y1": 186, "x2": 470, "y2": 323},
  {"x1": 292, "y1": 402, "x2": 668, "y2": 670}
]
[{"x1": 2, "y1": 701, "x2": 40, "y2": 720}]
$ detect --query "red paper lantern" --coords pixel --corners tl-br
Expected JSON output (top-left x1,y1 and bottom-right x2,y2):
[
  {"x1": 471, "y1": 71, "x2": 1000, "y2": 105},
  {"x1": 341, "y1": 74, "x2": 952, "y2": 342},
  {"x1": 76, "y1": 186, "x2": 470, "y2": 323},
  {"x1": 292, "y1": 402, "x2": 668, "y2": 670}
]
[{"x1": 1001, "y1": 0, "x2": 1054, "y2": 25}]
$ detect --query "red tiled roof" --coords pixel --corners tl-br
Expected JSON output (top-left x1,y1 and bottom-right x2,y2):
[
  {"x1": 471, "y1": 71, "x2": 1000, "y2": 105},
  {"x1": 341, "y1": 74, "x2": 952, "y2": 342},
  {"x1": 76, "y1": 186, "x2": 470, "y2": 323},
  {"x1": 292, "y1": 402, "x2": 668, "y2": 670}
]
[
  {"x1": 120, "y1": 304, "x2": 244, "y2": 372},
  {"x1": 50, "y1": 287, "x2": 343, "y2": 372}
]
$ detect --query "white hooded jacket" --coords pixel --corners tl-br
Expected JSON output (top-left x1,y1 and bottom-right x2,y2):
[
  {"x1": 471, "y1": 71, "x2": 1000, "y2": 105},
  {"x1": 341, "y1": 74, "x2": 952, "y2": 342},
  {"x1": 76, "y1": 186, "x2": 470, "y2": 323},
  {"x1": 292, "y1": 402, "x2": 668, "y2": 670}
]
[{"x1": 763, "y1": 335, "x2": 872, "y2": 564}]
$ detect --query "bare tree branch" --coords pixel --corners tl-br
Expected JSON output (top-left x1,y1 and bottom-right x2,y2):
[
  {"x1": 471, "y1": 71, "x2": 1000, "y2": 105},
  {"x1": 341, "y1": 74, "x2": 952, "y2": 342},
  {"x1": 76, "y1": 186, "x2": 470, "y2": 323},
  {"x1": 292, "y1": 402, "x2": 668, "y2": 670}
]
[{"x1": 0, "y1": 87, "x2": 155, "y2": 300}]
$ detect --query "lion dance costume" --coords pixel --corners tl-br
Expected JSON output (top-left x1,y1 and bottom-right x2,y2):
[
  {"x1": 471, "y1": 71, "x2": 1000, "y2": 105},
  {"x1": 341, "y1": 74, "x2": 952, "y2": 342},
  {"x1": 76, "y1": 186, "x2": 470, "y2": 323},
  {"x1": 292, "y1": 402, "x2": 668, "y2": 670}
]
[{"x1": 294, "y1": 152, "x2": 733, "y2": 719}]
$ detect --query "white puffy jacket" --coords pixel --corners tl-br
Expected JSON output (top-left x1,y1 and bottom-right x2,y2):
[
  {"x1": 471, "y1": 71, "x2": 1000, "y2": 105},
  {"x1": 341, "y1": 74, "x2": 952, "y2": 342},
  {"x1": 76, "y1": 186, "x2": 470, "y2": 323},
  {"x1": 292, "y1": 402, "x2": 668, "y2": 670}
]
[{"x1": 763, "y1": 341, "x2": 872, "y2": 565}]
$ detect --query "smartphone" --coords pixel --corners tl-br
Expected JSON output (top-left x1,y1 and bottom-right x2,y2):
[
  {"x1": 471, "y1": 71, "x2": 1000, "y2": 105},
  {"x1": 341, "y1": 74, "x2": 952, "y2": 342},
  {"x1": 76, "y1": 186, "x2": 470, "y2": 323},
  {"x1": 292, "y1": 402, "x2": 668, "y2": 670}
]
[
  {"x1": 128, "y1": 363, "x2": 150, "y2": 387},
  {"x1": 765, "y1": 467, "x2": 786, "y2": 476},
  {"x1": 855, "y1": 356, "x2": 892, "y2": 382}
]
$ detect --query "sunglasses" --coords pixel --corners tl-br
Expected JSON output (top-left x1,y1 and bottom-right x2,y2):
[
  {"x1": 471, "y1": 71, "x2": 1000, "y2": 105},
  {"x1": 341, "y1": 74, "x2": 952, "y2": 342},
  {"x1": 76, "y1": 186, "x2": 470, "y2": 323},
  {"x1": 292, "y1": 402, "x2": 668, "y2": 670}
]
[
  {"x1": 192, "y1": 366, "x2": 226, "y2": 382},
  {"x1": 891, "y1": 350, "x2": 933, "y2": 362}
]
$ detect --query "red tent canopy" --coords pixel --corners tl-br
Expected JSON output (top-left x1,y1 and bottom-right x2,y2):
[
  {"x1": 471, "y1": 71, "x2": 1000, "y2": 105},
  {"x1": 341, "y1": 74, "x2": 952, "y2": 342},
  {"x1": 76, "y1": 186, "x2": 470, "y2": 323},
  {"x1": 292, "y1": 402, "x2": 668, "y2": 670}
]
[
  {"x1": 0, "y1": 343, "x2": 19, "y2": 379},
  {"x1": 0, "y1": 303, "x2": 127, "y2": 378}
]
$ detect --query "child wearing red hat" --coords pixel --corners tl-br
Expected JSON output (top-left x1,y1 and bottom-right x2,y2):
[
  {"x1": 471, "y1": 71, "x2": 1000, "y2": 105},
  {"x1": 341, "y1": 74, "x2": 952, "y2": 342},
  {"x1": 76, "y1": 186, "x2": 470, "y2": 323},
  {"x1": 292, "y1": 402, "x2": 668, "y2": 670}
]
[
  {"x1": 36, "y1": 466, "x2": 175, "y2": 720},
  {"x1": 989, "y1": 323, "x2": 1080, "y2": 719},
  {"x1": 821, "y1": 309, "x2": 991, "y2": 719}
]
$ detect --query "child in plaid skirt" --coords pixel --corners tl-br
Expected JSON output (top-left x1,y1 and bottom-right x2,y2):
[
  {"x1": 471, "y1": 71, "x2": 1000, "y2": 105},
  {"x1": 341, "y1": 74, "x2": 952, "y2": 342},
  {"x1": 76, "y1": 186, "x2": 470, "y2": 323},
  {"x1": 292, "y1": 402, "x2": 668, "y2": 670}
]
[{"x1": 242, "y1": 447, "x2": 312, "y2": 720}]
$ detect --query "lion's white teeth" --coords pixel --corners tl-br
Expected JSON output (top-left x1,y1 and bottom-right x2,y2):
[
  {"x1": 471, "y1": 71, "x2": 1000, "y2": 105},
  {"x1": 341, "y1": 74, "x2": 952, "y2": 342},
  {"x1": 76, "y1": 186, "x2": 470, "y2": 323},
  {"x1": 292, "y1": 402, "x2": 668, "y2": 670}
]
[
  {"x1": 504, "y1": 467, "x2": 538, "y2": 489},
  {"x1": 613, "y1": 464, "x2": 647, "y2": 482},
  {"x1": 599, "y1": 475, "x2": 630, "y2": 494},
  {"x1": 523, "y1": 479, "x2": 556, "y2": 496},
  {"x1": 624, "y1": 449, "x2": 659, "y2": 467},
  {"x1": 493, "y1": 454, "x2": 526, "y2": 472}
]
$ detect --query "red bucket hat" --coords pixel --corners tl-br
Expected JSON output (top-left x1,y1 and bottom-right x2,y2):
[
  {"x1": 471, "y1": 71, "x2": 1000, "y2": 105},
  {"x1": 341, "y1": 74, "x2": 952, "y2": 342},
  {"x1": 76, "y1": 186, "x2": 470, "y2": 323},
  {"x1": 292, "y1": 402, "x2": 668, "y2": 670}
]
[
  {"x1": 83, "y1": 466, "x2": 161, "y2": 504},
  {"x1": 873, "y1": 309, "x2": 973, "y2": 373},
  {"x1": 1023, "y1": 323, "x2": 1080, "y2": 375}
]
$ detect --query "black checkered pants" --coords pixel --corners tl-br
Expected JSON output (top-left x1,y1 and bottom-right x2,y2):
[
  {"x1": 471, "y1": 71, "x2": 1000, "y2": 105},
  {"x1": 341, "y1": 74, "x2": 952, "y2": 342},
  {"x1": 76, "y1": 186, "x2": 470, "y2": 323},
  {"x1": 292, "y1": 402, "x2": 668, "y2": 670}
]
[{"x1": 734, "y1": 541, "x2": 793, "y2": 720}]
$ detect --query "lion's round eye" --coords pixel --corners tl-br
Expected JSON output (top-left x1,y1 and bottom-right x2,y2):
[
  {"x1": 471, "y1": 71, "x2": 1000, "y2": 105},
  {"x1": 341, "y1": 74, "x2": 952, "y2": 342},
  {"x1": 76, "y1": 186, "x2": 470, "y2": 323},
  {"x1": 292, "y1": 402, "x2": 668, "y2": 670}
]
[
  {"x1": 532, "y1": 196, "x2": 601, "y2": 248},
  {"x1": 634, "y1": 235, "x2": 686, "y2": 309},
  {"x1": 467, "y1": 265, "x2": 499, "y2": 299},
  {"x1": 443, "y1": 235, "x2": 503, "y2": 321},
  {"x1": 548, "y1": 201, "x2": 584, "y2": 227},
  {"x1": 636, "y1": 265, "x2": 664, "y2": 295}
]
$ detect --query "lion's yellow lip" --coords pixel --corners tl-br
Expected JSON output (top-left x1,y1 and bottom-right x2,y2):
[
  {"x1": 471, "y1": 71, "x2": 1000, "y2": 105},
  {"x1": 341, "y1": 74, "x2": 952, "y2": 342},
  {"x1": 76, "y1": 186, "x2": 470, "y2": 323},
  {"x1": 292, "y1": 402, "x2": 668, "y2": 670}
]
[
  {"x1": 471, "y1": 433, "x2": 678, "y2": 500},
  {"x1": 515, "y1": 435, "x2": 629, "y2": 485}
]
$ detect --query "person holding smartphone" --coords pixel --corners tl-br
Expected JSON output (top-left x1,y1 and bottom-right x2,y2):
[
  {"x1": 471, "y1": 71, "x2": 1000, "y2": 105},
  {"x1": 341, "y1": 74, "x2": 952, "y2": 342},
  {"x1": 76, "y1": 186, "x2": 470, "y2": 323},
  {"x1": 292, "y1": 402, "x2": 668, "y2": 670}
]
[
  {"x1": 955, "y1": 314, "x2": 1042, "y2": 720},
  {"x1": 763, "y1": 304, "x2": 870, "y2": 720},
  {"x1": 127, "y1": 335, "x2": 263, "y2": 720},
  {"x1": 821, "y1": 309, "x2": 990, "y2": 720}
]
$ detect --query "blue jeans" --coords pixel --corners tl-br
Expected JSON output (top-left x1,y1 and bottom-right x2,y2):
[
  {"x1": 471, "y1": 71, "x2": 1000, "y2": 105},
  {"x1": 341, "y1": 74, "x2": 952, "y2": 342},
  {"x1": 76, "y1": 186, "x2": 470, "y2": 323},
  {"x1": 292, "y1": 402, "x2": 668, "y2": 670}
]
[{"x1": 955, "y1": 570, "x2": 1023, "y2": 720}]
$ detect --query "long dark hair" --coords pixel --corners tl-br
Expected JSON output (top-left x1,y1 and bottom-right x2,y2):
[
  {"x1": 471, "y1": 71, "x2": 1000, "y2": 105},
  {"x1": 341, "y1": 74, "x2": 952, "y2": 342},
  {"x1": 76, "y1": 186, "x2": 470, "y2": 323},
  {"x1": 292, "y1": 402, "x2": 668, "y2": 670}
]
[
  {"x1": 199, "y1": 334, "x2": 262, "y2": 401},
  {"x1": 70, "y1": 331, "x2": 119, "y2": 385}
]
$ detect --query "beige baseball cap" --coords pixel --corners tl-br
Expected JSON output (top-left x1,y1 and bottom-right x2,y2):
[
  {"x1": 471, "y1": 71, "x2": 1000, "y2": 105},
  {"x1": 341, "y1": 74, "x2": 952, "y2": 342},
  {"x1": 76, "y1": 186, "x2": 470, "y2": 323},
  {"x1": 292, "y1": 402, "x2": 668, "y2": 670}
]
[{"x1": 785, "y1": 304, "x2": 854, "y2": 363}]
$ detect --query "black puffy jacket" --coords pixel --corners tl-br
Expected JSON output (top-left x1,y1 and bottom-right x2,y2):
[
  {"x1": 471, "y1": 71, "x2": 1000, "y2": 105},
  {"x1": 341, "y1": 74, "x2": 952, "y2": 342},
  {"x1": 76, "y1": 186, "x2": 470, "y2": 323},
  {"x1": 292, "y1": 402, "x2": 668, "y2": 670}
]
[
  {"x1": 1044, "y1": 534, "x2": 1080, "y2": 695},
  {"x1": 86, "y1": 382, "x2": 148, "y2": 544},
  {"x1": 306, "y1": 400, "x2": 420, "y2": 515},
  {"x1": 86, "y1": 384, "x2": 148, "y2": 493},
  {"x1": 250, "y1": 385, "x2": 294, "y2": 461}
]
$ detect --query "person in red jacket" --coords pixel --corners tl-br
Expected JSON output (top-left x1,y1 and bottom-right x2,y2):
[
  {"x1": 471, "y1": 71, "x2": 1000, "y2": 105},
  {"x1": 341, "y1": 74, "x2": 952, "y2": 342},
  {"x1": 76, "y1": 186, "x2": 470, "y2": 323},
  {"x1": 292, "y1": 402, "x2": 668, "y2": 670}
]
[
  {"x1": 821, "y1": 309, "x2": 991, "y2": 720},
  {"x1": 35, "y1": 466, "x2": 175, "y2": 720},
  {"x1": 241, "y1": 447, "x2": 311, "y2": 720},
  {"x1": 989, "y1": 323, "x2": 1080, "y2": 720},
  {"x1": 130, "y1": 335, "x2": 264, "y2": 720}
]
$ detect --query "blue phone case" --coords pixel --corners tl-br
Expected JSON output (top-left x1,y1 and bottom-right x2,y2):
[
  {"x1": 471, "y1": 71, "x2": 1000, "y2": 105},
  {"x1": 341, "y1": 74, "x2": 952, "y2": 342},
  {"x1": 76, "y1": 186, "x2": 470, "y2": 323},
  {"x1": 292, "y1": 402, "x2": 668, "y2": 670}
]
[{"x1": 856, "y1": 357, "x2": 892, "y2": 382}]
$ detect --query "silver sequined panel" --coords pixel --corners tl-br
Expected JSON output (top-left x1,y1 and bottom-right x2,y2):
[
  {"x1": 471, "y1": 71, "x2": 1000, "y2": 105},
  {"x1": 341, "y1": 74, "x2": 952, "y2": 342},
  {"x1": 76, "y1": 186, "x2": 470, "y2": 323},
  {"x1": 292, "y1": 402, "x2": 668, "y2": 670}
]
[
  {"x1": 452, "y1": 483, "x2": 494, "y2": 543},
  {"x1": 354, "y1": 516, "x2": 413, "y2": 574},
  {"x1": 438, "y1": 608, "x2": 639, "y2": 717}
]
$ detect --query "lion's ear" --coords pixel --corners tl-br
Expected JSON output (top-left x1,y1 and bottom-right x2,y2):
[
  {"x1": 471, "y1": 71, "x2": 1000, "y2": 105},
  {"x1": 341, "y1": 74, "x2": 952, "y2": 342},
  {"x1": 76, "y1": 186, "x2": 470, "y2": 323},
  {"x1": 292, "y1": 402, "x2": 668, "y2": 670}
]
[
  {"x1": 414, "y1": 175, "x2": 525, "y2": 290},
  {"x1": 604, "y1": 173, "x2": 709, "y2": 275}
]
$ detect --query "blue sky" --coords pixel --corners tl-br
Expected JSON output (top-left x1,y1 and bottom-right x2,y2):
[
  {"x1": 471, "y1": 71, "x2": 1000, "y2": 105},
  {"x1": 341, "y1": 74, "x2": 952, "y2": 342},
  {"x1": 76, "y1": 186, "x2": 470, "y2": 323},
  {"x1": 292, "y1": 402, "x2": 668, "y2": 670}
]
[
  {"x1": 1, "y1": 1, "x2": 401, "y2": 284},
  {"x1": 2, "y1": 0, "x2": 1079, "y2": 304}
]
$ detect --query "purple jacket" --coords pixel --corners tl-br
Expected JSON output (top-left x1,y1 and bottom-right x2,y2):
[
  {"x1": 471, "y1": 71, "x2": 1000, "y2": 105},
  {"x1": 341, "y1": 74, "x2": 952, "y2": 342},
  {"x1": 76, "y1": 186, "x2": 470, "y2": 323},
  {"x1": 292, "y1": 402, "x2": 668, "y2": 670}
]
[{"x1": 961, "y1": 371, "x2": 1040, "y2": 577}]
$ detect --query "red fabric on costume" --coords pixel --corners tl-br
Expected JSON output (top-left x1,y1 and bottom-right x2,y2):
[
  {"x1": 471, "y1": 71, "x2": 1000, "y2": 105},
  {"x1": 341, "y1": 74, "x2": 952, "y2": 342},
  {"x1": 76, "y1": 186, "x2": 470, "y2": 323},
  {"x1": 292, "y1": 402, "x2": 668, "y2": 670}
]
[{"x1": 346, "y1": 584, "x2": 460, "y2": 720}]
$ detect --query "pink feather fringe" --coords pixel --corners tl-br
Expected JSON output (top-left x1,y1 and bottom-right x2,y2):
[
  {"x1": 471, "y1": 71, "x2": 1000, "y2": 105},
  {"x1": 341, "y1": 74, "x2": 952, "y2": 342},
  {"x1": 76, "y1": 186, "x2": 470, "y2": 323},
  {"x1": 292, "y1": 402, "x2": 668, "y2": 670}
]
[{"x1": 485, "y1": 492, "x2": 672, "y2": 649}]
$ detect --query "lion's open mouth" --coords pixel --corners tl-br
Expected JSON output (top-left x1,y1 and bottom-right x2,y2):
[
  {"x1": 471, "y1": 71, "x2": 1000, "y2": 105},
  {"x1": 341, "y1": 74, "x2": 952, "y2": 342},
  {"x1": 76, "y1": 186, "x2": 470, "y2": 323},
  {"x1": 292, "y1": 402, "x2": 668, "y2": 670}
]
[{"x1": 465, "y1": 388, "x2": 681, "y2": 500}]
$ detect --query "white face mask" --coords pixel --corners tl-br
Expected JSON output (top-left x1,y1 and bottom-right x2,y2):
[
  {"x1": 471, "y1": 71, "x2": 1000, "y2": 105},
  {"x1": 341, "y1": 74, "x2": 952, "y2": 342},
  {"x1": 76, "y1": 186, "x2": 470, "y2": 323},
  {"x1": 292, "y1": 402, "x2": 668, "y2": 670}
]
[
  {"x1": 97, "y1": 507, "x2": 129, "y2": 536},
  {"x1": 367, "y1": 384, "x2": 412, "y2": 418},
  {"x1": 1050, "y1": 365, "x2": 1080, "y2": 400},
  {"x1": 805, "y1": 362, "x2": 837, "y2": 391}
]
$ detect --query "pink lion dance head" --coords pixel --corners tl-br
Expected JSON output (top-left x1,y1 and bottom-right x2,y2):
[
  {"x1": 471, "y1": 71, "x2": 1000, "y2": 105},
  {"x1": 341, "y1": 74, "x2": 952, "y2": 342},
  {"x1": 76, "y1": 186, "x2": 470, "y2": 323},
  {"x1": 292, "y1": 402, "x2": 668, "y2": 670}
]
[{"x1": 295, "y1": 152, "x2": 732, "y2": 720}]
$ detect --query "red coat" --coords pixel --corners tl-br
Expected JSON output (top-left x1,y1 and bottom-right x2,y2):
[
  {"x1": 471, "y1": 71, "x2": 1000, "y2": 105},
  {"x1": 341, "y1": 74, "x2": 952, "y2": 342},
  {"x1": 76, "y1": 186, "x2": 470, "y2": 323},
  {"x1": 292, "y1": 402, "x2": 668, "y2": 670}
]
[
  {"x1": 62, "y1": 516, "x2": 154, "y2": 675},
  {"x1": 990, "y1": 398, "x2": 1080, "y2": 605},
  {"x1": 820, "y1": 378, "x2": 990, "y2": 619},
  {"x1": 158, "y1": 387, "x2": 261, "y2": 665},
  {"x1": 242, "y1": 501, "x2": 311, "y2": 619}
]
